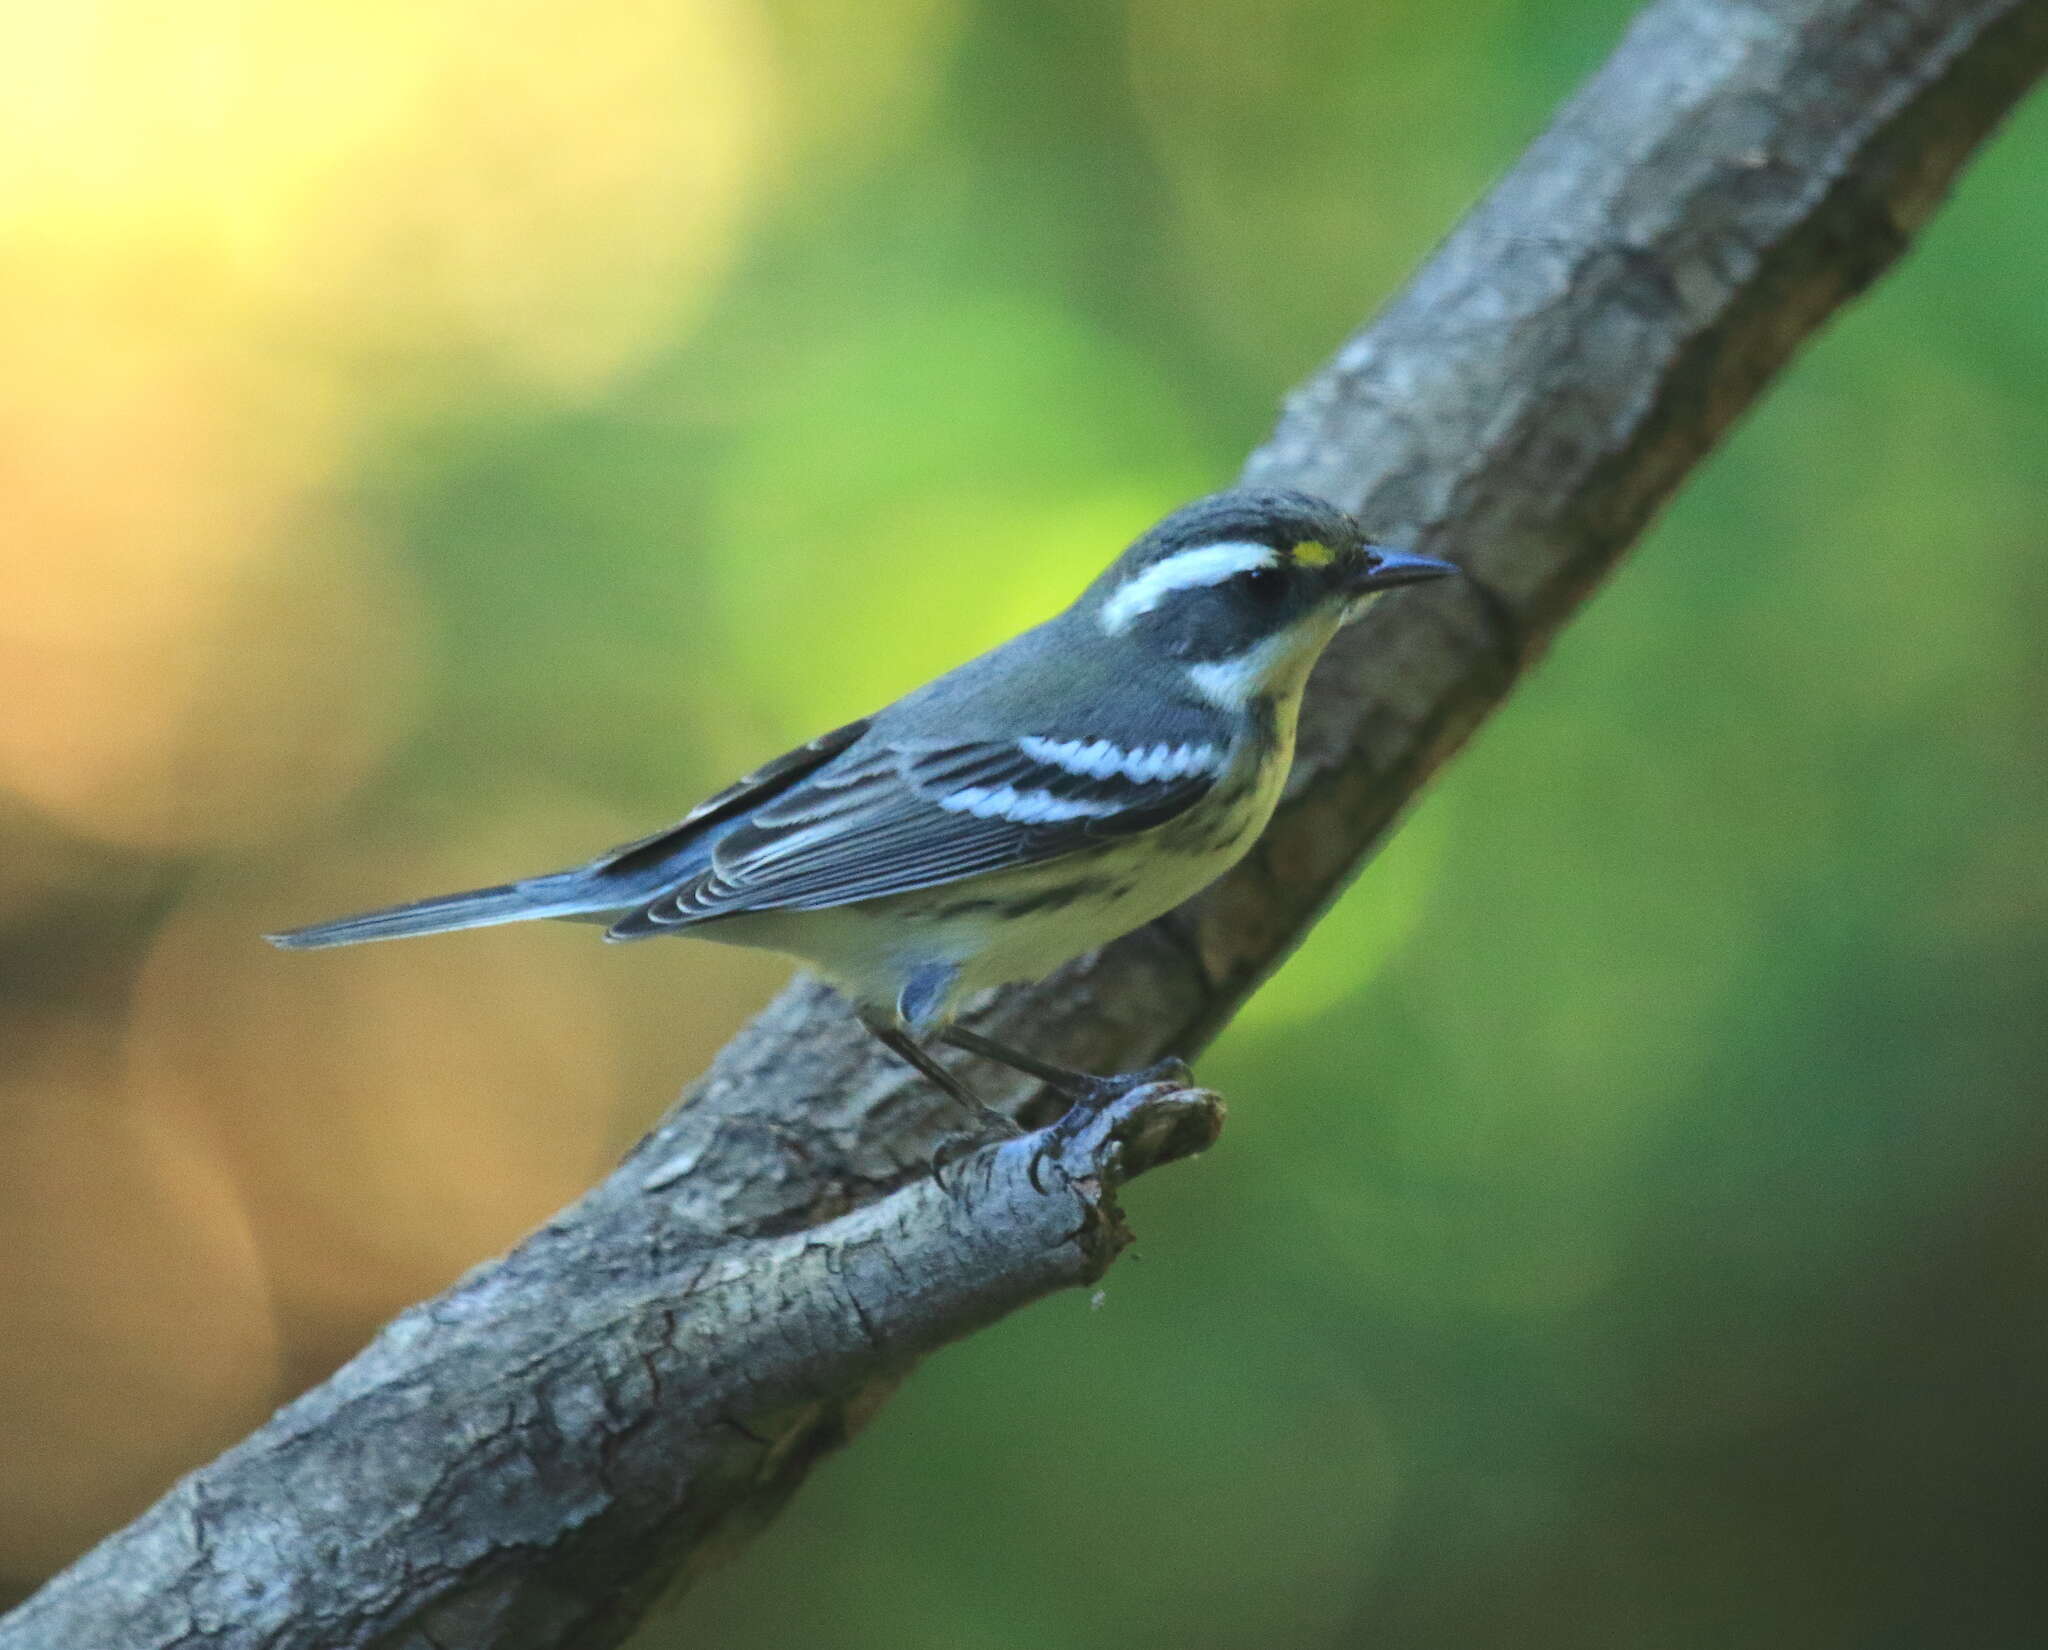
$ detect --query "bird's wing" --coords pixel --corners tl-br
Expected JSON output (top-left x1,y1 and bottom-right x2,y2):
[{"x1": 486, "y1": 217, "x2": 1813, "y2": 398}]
[
  {"x1": 604, "y1": 734, "x2": 1223, "y2": 938},
  {"x1": 583, "y1": 717, "x2": 874, "y2": 884}
]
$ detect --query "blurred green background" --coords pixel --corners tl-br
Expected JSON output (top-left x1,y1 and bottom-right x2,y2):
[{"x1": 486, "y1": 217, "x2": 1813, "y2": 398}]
[{"x1": 2, "y1": 0, "x2": 2045, "y2": 1642}]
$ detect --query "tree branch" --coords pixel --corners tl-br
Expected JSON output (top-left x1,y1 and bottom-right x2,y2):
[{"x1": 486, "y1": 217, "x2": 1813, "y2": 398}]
[{"x1": 8, "y1": 0, "x2": 2043, "y2": 1645}]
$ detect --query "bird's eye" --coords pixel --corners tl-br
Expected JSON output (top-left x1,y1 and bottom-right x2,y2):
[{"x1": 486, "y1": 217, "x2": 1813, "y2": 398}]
[{"x1": 1239, "y1": 564, "x2": 1286, "y2": 601}]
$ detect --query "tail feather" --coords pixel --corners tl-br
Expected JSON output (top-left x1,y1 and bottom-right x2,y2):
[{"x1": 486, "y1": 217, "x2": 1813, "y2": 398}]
[{"x1": 264, "y1": 873, "x2": 605, "y2": 950}]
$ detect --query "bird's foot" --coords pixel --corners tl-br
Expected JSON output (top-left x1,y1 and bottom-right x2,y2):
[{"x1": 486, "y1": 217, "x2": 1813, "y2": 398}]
[
  {"x1": 928, "y1": 1130, "x2": 975, "y2": 1191},
  {"x1": 930, "y1": 1103, "x2": 1024, "y2": 1191},
  {"x1": 1028, "y1": 1057, "x2": 1195, "y2": 1192},
  {"x1": 1064, "y1": 1056, "x2": 1194, "y2": 1109}
]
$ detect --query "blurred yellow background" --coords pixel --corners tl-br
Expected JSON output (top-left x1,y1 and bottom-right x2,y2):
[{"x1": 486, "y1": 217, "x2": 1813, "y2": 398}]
[{"x1": 2, "y1": 0, "x2": 2044, "y2": 1643}]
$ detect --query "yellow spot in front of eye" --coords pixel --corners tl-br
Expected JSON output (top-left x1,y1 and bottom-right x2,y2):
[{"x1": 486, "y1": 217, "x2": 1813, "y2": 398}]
[{"x1": 1291, "y1": 540, "x2": 1335, "y2": 569}]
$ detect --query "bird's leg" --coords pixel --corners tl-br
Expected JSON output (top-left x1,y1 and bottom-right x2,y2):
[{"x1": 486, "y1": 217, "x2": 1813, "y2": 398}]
[
  {"x1": 860, "y1": 1015, "x2": 1023, "y2": 1140},
  {"x1": 937, "y1": 1025, "x2": 1192, "y2": 1107}
]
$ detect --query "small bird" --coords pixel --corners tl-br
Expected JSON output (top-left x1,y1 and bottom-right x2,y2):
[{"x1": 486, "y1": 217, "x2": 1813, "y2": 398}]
[{"x1": 270, "y1": 489, "x2": 1456, "y2": 1145}]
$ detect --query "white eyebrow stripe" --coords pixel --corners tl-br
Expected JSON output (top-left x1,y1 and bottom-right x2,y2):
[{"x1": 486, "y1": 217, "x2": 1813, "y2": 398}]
[
  {"x1": 1017, "y1": 737, "x2": 1223, "y2": 783},
  {"x1": 936, "y1": 785, "x2": 1124, "y2": 823},
  {"x1": 1098, "y1": 541, "x2": 1278, "y2": 634}
]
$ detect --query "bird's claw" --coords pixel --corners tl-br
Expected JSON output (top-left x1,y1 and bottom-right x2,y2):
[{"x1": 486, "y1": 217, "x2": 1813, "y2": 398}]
[
  {"x1": 929, "y1": 1129, "x2": 981, "y2": 1191},
  {"x1": 1026, "y1": 1058, "x2": 1196, "y2": 1193}
]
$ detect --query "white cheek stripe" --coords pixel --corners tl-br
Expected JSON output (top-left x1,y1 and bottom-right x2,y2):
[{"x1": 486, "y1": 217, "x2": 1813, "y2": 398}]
[
  {"x1": 1099, "y1": 541, "x2": 1277, "y2": 634},
  {"x1": 1185, "y1": 627, "x2": 1316, "y2": 710},
  {"x1": 1017, "y1": 736, "x2": 1221, "y2": 782},
  {"x1": 937, "y1": 785, "x2": 1123, "y2": 824}
]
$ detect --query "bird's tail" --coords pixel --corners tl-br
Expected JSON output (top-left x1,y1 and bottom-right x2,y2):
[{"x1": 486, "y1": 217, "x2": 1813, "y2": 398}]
[{"x1": 264, "y1": 872, "x2": 604, "y2": 950}]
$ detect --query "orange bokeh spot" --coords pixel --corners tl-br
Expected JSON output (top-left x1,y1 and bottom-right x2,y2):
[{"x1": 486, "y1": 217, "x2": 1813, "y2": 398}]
[
  {"x1": 0, "y1": 528, "x2": 427, "y2": 854},
  {"x1": 0, "y1": 1018, "x2": 281, "y2": 1587},
  {"x1": 126, "y1": 799, "x2": 642, "y2": 1376}
]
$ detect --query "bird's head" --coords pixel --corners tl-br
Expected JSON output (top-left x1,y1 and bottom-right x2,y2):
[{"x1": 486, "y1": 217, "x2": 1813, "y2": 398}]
[{"x1": 1080, "y1": 489, "x2": 1458, "y2": 709}]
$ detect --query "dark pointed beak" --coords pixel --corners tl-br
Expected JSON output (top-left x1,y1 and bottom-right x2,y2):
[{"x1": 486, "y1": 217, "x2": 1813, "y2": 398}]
[{"x1": 1349, "y1": 546, "x2": 1461, "y2": 592}]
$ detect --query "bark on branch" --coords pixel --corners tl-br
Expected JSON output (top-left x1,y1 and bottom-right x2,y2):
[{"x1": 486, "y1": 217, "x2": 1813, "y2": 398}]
[{"x1": 8, "y1": 0, "x2": 2044, "y2": 1645}]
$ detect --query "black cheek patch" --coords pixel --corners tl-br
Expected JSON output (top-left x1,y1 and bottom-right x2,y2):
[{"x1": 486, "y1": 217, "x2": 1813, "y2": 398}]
[{"x1": 1137, "y1": 588, "x2": 1270, "y2": 662}]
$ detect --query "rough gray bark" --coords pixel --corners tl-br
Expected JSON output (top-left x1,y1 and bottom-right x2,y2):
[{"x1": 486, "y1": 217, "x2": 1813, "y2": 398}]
[{"x1": 8, "y1": 0, "x2": 2044, "y2": 1645}]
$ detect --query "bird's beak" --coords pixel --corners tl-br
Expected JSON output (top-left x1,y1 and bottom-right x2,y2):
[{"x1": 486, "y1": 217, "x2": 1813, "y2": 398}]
[{"x1": 1348, "y1": 546, "x2": 1461, "y2": 593}]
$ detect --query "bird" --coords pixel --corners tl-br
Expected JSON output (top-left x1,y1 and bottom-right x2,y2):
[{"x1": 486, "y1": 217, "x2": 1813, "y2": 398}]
[{"x1": 268, "y1": 488, "x2": 1458, "y2": 1150}]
